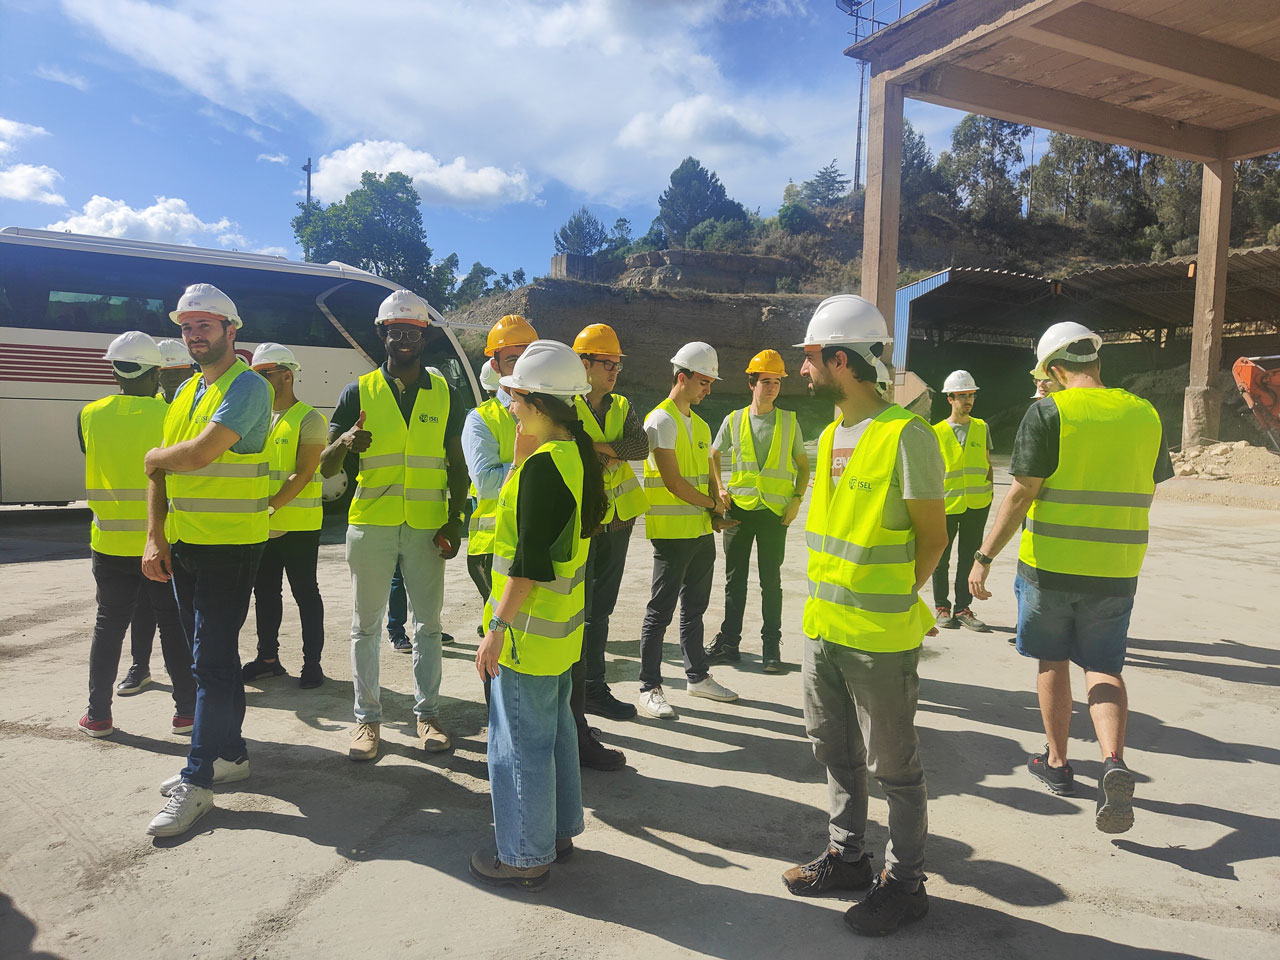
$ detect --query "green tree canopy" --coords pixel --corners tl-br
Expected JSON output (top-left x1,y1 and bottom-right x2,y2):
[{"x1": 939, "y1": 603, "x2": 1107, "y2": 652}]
[
  {"x1": 938, "y1": 115, "x2": 1032, "y2": 226},
  {"x1": 553, "y1": 206, "x2": 609, "y2": 256},
  {"x1": 800, "y1": 160, "x2": 850, "y2": 208},
  {"x1": 658, "y1": 157, "x2": 747, "y2": 247}
]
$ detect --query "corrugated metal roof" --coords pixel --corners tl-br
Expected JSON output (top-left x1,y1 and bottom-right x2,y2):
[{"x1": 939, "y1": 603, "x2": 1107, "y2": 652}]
[{"x1": 894, "y1": 269, "x2": 949, "y2": 367}]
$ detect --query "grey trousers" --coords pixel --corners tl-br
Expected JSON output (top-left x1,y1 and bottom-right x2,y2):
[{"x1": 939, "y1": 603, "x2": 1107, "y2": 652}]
[{"x1": 802, "y1": 637, "x2": 928, "y2": 881}]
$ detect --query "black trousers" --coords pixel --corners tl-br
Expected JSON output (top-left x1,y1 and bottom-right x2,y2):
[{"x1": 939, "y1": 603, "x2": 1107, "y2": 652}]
[
  {"x1": 639, "y1": 535, "x2": 715, "y2": 690},
  {"x1": 931, "y1": 504, "x2": 991, "y2": 611},
  {"x1": 469, "y1": 553, "x2": 495, "y2": 704},
  {"x1": 128, "y1": 590, "x2": 155, "y2": 666},
  {"x1": 252, "y1": 529, "x2": 325, "y2": 663},
  {"x1": 87, "y1": 551, "x2": 195, "y2": 720},
  {"x1": 718, "y1": 504, "x2": 787, "y2": 649},
  {"x1": 581, "y1": 525, "x2": 632, "y2": 689}
]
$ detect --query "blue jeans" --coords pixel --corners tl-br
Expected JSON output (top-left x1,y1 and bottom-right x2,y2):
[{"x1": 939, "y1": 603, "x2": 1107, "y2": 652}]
[
  {"x1": 1014, "y1": 574, "x2": 1134, "y2": 673},
  {"x1": 171, "y1": 541, "x2": 265, "y2": 788},
  {"x1": 386, "y1": 563, "x2": 408, "y2": 642},
  {"x1": 488, "y1": 667, "x2": 584, "y2": 868}
]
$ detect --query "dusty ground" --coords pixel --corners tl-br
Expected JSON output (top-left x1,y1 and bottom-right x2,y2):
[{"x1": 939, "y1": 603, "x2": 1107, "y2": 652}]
[{"x1": 2, "y1": 469, "x2": 1278, "y2": 960}]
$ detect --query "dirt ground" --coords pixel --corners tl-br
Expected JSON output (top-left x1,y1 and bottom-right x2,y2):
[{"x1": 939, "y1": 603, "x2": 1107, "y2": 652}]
[{"x1": 2, "y1": 470, "x2": 1278, "y2": 960}]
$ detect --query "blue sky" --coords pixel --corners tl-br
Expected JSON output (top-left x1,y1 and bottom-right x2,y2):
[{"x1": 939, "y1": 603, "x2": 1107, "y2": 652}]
[{"x1": 0, "y1": 0, "x2": 959, "y2": 284}]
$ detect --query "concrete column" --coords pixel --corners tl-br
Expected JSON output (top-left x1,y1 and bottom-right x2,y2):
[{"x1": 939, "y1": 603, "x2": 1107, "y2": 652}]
[
  {"x1": 1183, "y1": 159, "x2": 1233, "y2": 449},
  {"x1": 861, "y1": 76, "x2": 904, "y2": 390}
]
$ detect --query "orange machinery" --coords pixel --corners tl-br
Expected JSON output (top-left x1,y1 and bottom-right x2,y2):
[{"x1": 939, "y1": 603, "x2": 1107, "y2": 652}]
[{"x1": 1232, "y1": 355, "x2": 1280, "y2": 451}]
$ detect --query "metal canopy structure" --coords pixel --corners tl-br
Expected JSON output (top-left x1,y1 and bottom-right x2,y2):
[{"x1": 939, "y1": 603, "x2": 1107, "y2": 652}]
[{"x1": 846, "y1": 0, "x2": 1280, "y2": 447}]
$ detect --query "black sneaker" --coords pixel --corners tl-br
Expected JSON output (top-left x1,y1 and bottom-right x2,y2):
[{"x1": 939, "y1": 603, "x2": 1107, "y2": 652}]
[
  {"x1": 584, "y1": 684, "x2": 638, "y2": 721},
  {"x1": 579, "y1": 730, "x2": 626, "y2": 771},
  {"x1": 1027, "y1": 748, "x2": 1075, "y2": 796},
  {"x1": 242, "y1": 658, "x2": 287, "y2": 682},
  {"x1": 390, "y1": 635, "x2": 412, "y2": 653},
  {"x1": 116, "y1": 663, "x2": 152, "y2": 696},
  {"x1": 1096, "y1": 753, "x2": 1135, "y2": 834},
  {"x1": 704, "y1": 636, "x2": 740, "y2": 664},
  {"x1": 782, "y1": 849, "x2": 874, "y2": 897},
  {"x1": 441, "y1": 632, "x2": 454, "y2": 646},
  {"x1": 843, "y1": 870, "x2": 929, "y2": 937},
  {"x1": 299, "y1": 661, "x2": 325, "y2": 689}
]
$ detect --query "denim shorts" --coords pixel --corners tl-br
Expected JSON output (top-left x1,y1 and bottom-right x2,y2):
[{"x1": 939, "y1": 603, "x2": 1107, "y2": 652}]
[{"x1": 1014, "y1": 574, "x2": 1133, "y2": 673}]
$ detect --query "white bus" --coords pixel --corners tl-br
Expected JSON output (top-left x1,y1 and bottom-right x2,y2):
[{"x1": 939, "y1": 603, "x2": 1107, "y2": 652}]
[{"x1": 0, "y1": 227, "x2": 481, "y2": 507}]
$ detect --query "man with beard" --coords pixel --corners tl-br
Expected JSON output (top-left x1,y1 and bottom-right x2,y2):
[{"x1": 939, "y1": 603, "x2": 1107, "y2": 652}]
[
  {"x1": 320, "y1": 290, "x2": 469, "y2": 762},
  {"x1": 781, "y1": 295, "x2": 947, "y2": 937},
  {"x1": 142, "y1": 284, "x2": 272, "y2": 837}
]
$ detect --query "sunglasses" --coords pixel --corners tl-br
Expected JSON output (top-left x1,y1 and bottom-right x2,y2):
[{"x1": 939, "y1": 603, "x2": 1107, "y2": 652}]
[
  {"x1": 589, "y1": 356, "x2": 623, "y2": 373},
  {"x1": 385, "y1": 327, "x2": 425, "y2": 343}
]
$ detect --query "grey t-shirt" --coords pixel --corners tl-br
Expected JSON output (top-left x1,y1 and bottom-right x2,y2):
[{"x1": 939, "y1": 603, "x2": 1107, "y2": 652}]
[
  {"x1": 713, "y1": 408, "x2": 806, "y2": 464},
  {"x1": 947, "y1": 418, "x2": 994, "y2": 452},
  {"x1": 828, "y1": 415, "x2": 944, "y2": 530}
]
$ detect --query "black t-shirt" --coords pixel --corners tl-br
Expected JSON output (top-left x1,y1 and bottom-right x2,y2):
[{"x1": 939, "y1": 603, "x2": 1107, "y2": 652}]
[
  {"x1": 507, "y1": 450, "x2": 578, "y2": 583},
  {"x1": 1009, "y1": 394, "x2": 1173, "y2": 596},
  {"x1": 330, "y1": 364, "x2": 464, "y2": 440}
]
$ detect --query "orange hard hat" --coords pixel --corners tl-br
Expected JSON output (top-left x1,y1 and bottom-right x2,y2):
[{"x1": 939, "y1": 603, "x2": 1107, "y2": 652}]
[
  {"x1": 572, "y1": 323, "x2": 626, "y2": 357},
  {"x1": 745, "y1": 349, "x2": 787, "y2": 377},
  {"x1": 485, "y1": 314, "x2": 539, "y2": 357}
]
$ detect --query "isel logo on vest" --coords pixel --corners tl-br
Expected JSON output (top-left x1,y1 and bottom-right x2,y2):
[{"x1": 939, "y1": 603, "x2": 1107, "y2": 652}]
[
  {"x1": 419, "y1": 413, "x2": 439, "y2": 423},
  {"x1": 274, "y1": 436, "x2": 291, "y2": 445},
  {"x1": 846, "y1": 476, "x2": 873, "y2": 492}
]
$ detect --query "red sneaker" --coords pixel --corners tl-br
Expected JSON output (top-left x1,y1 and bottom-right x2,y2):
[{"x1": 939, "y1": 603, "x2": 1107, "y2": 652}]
[
  {"x1": 172, "y1": 715, "x2": 195, "y2": 735},
  {"x1": 79, "y1": 714, "x2": 113, "y2": 738}
]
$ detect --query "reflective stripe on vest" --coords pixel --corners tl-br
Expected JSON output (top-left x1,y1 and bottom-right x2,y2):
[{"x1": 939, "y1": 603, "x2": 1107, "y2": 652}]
[
  {"x1": 467, "y1": 397, "x2": 516, "y2": 554},
  {"x1": 267, "y1": 402, "x2": 326, "y2": 532},
  {"x1": 1018, "y1": 388, "x2": 1162, "y2": 579},
  {"x1": 348, "y1": 368, "x2": 450, "y2": 529},
  {"x1": 932, "y1": 417, "x2": 993, "y2": 514},
  {"x1": 81, "y1": 394, "x2": 167, "y2": 557},
  {"x1": 643, "y1": 398, "x2": 712, "y2": 540},
  {"x1": 802, "y1": 406, "x2": 933, "y2": 652},
  {"x1": 483, "y1": 440, "x2": 589, "y2": 676},
  {"x1": 725, "y1": 406, "x2": 799, "y2": 515},
  {"x1": 575, "y1": 393, "x2": 647, "y2": 524},
  {"x1": 162, "y1": 360, "x2": 269, "y2": 545}
]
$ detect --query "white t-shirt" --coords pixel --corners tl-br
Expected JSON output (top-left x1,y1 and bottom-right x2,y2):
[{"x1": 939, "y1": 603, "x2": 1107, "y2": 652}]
[{"x1": 644, "y1": 407, "x2": 693, "y2": 451}]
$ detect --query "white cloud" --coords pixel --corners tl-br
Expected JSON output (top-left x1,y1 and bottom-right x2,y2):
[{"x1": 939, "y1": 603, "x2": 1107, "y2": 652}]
[
  {"x1": 0, "y1": 163, "x2": 65, "y2": 205},
  {"x1": 617, "y1": 95, "x2": 784, "y2": 154},
  {"x1": 46, "y1": 195, "x2": 237, "y2": 245},
  {"x1": 34, "y1": 64, "x2": 89, "y2": 92},
  {"x1": 257, "y1": 152, "x2": 288, "y2": 164},
  {"x1": 0, "y1": 116, "x2": 50, "y2": 155},
  {"x1": 312, "y1": 141, "x2": 533, "y2": 206}
]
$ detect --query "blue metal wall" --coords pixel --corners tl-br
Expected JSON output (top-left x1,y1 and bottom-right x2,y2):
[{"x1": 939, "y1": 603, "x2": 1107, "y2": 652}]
[{"x1": 892, "y1": 269, "x2": 950, "y2": 370}]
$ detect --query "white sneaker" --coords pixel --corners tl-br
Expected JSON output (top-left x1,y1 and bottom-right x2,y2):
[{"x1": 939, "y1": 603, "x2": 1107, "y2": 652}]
[
  {"x1": 159, "y1": 756, "x2": 250, "y2": 797},
  {"x1": 688, "y1": 673, "x2": 738, "y2": 702},
  {"x1": 637, "y1": 686, "x2": 676, "y2": 719},
  {"x1": 146, "y1": 782, "x2": 214, "y2": 837}
]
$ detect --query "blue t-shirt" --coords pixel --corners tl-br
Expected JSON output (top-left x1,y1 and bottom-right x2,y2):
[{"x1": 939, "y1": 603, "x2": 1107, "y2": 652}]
[{"x1": 191, "y1": 369, "x2": 272, "y2": 454}]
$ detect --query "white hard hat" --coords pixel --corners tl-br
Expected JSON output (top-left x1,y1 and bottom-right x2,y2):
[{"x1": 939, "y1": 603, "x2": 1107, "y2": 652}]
[
  {"x1": 874, "y1": 359, "x2": 890, "y2": 386},
  {"x1": 170, "y1": 283, "x2": 241, "y2": 328},
  {"x1": 479, "y1": 359, "x2": 501, "y2": 393},
  {"x1": 942, "y1": 369, "x2": 979, "y2": 393},
  {"x1": 376, "y1": 289, "x2": 431, "y2": 327},
  {"x1": 500, "y1": 339, "x2": 590, "y2": 397},
  {"x1": 670, "y1": 341, "x2": 720, "y2": 380},
  {"x1": 794, "y1": 294, "x2": 890, "y2": 348},
  {"x1": 1033, "y1": 321, "x2": 1101, "y2": 378},
  {"x1": 103, "y1": 330, "x2": 163, "y2": 376},
  {"x1": 251, "y1": 341, "x2": 301, "y2": 373},
  {"x1": 156, "y1": 338, "x2": 194, "y2": 369}
]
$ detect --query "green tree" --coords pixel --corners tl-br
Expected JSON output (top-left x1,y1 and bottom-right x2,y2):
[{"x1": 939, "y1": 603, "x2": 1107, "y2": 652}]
[
  {"x1": 454, "y1": 261, "x2": 496, "y2": 307},
  {"x1": 658, "y1": 157, "x2": 747, "y2": 247},
  {"x1": 291, "y1": 170, "x2": 453, "y2": 309},
  {"x1": 686, "y1": 217, "x2": 750, "y2": 251},
  {"x1": 938, "y1": 114, "x2": 1032, "y2": 226},
  {"x1": 800, "y1": 160, "x2": 850, "y2": 208},
  {"x1": 901, "y1": 119, "x2": 955, "y2": 222},
  {"x1": 553, "y1": 206, "x2": 609, "y2": 256}
]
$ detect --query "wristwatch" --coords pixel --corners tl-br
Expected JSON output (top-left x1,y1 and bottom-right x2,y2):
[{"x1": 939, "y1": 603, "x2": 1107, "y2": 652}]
[
  {"x1": 267, "y1": 505, "x2": 276, "y2": 517},
  {"x1": 488, "y1": 614, "x2": 512, "y2": 634},
  {"x1": 973, "y1": 549, "x2": 993, "y2": 566}
]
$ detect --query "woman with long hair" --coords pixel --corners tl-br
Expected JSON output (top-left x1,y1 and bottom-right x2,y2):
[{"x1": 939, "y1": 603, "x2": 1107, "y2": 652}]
[{"x1": 470, "y1": 340, "x2": 607, "y2": 891}]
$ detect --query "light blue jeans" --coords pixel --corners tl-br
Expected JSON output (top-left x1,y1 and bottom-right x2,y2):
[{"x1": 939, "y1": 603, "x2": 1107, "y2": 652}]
[
  {"x1": 346, "y1": 523, "x2": 445, "y2": 723},
  {"x1": 488, "y1": 667, "x2": 584, "y2": 868}
]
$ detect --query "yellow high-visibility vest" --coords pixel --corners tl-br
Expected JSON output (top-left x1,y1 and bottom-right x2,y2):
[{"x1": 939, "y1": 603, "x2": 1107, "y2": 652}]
[
  {"x1": 484, "y1": 440, "x2": 588, "y2": 676},
  {"x1": 932, "y1": 416, "x2": 993, "y2": 515},
  {"x1": 575, "y1": 393, "x2": 647, "y2": 524},
  {"x1": 162, "y1": 360, "x2": 269, "y2": 545},
  {"x1": 467, "y1": 397, "x2": 516, "y2": 555},
  {"x1": 81, "y1": 394, "x2": 166, "y2": 557},
  {"x1": 803, "y1": 406, "x2": 933, "y2": 652},
  {"x1": 348, "y1": 369, "x2": 450, "y2": 529},
  {"x1": 268, "y1": 402, "x2": 326, "y2": 533},
  {"x1": 725, "y1": 406, "x2": 799, "y2": 515},
  {"x1": 643, "y1": 398, "x2": 712, "y2": 540},
  {"x1": 1019, "y1": 388, "x2": 1162, "y2": 579}
]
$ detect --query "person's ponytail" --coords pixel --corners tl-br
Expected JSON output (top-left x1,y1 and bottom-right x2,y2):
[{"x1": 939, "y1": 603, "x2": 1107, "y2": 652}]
[{"x1": 567, "y1": 418, "x2": 607, "y2": 535}]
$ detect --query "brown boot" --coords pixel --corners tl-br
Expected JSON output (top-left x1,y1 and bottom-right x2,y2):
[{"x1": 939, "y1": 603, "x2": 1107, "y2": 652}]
[
  {"x1": 417, "y1": 716, "x2": 452, "y2": 753},
  {"x1": 469, "y1": 850, "x2": 550, "y2": 891},
  {"x1": 348, "y1": 722, "x2": 380, "y2": 761},
  {"x1": 782, "y1": 848, "x2": 874, "y2": 897}
]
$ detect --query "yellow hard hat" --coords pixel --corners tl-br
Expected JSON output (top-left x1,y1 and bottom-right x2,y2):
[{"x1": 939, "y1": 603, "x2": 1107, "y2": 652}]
[
  {"x1": 745, "y1": 349, "x2": 787, "y2": 377},
  {"x1": 485, "y1": 314, "x2": 539, "y2": 357},
  {"x1": 573, "y1": 323, "x2": 626, "y2": 357}
]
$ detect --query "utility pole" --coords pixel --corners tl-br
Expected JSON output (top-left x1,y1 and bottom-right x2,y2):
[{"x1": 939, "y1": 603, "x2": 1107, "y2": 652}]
[
  {"x1": 301, "y1": 157, "x2": 313, "y2": 260},
  {"x1": 854, "y1": 60, "x2": 867, "y2": 190}
]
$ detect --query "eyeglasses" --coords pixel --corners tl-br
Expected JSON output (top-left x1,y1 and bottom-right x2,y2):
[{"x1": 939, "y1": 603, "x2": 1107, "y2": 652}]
[
  {"x1": 589, "y1": 356, "x2": 623, "y2": 373},
  {"x1": 384, "y1": 327, "x2": 424, "y2": 343}
]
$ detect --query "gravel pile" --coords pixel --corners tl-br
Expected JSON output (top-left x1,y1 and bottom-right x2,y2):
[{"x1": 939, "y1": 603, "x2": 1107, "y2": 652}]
[{"x1": 1171, "y1": 440, "x2": 1280, "y2": 485}]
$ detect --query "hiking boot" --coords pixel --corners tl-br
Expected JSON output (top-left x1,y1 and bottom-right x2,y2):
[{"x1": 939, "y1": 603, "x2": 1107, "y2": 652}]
[
  {"x1": 146, "y1": 782, "x2": 214, "y2": 838},
  {"x1": 1028, "y1": 747, "x2": 1075, "y2": 796},
  {"x1": 116, "y1": 663, "x2": 152, "y2": 696},
  {"x1": 469, "y1": 850, "x2": 550, "y2": 892},
  {"x1": 1096, "y1": 754, "x2": 1135, "y2": 835},
  {"x1": 761, "y1": 639, "x2": 783, "y2": 674},
  {"x1": 299, "y1": 661, "x2": 325, "y2": 689},
  {"x1": 242, "y1": 658, "x2": 287, "y2": 682},
  {"x1": 579, "y1": 730, "x2": 626, "y2": 771},
  {"x1": 688, "y1": 673, "x2": 738, "y2": 702},
  {"x1": 843, "y1": 869, "x2": 929, "y2": 936},
  {"x1": 390, "y1": 635, "x2": 412, "y2": 653},
  {"x1": 704, "y1": 635, "x2": 741, "y2": 663},
  {"x1": 782, "y1": 849, "x2": 874, "y2": 897},
  {"x1": 584, "y1": 683, "x2": 637, "y2": 721},
  {"x1": 555, "y1": 838, "x2": 574, "y2": 862},
  {"x1": 160, "y1": 755, "x2": 250, "y2": 796},
  {"x1": 935, "y1": 606, "x2": 958, "y2": 629},
  {"x1": 954, "y1": 608, "x2": 991, "y2": 632},
  {"x1": 417, "y1": 717, "x2": 452, "y2": 753},
  {"x1": 171, "y1": 714, "x2": 194, "y2": 735},
  {"x1": 441, "y1": 632, "x2": 454, "y2": 646},
  {"x1": 349, "y1": 722, "x2": 380, "y2": 761},
  {"x1": 637, "y1": 687, "x2": 675, "y2": 720},
  {"x1": 78, "y1": 714, "x2": 113, "y2": 738}
]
